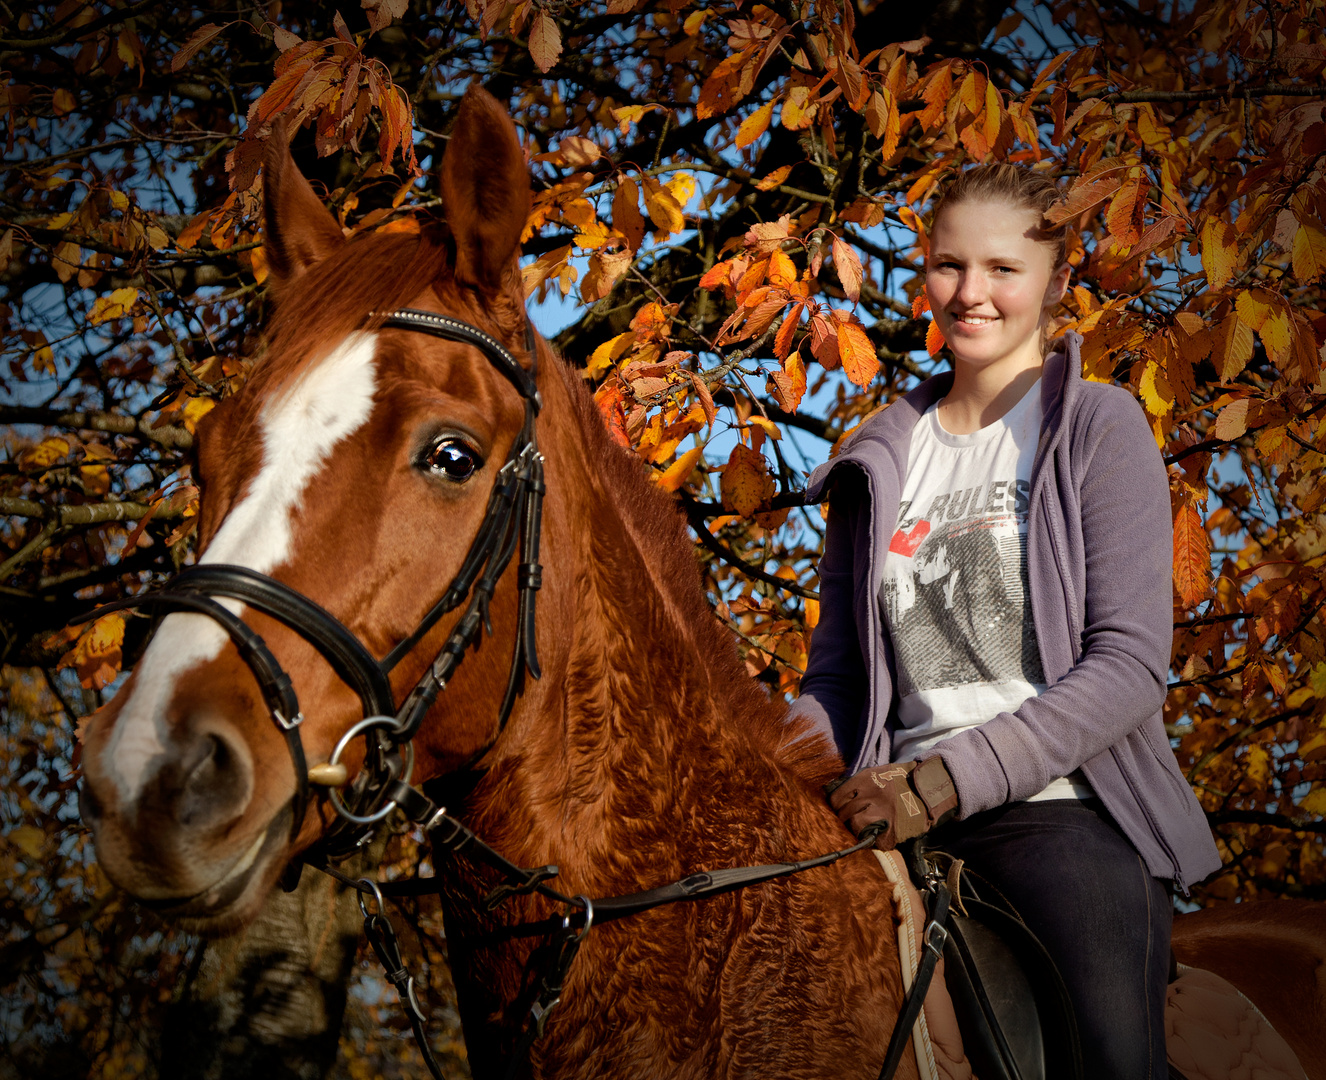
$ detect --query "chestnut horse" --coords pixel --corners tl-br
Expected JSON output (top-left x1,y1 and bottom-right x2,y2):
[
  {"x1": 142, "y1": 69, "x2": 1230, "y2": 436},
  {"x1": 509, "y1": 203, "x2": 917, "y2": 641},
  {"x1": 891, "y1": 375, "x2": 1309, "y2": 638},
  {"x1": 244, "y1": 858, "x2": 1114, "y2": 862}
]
[
  {"x1": 78, "y1": 88, "x2": 915, "y2": 1079},
  {"x1": 78, "y1": 87, "x2": 1324, "y2": 1079}
]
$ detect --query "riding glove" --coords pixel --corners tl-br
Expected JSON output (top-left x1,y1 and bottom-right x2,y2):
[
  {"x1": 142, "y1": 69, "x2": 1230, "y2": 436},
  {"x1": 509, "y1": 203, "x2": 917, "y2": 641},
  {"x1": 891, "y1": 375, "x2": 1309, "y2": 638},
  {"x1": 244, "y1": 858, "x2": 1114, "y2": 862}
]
[{"x1": 827, "y1": 757, "x2": 959, "y2": 850}]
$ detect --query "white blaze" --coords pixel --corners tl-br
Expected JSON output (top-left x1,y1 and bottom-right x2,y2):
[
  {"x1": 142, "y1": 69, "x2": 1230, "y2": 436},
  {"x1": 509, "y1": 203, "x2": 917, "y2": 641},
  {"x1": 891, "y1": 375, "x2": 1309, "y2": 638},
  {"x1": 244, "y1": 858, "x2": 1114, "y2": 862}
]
[{"x1": 103, "y1": 333, "x2": 380, "y2": 802}]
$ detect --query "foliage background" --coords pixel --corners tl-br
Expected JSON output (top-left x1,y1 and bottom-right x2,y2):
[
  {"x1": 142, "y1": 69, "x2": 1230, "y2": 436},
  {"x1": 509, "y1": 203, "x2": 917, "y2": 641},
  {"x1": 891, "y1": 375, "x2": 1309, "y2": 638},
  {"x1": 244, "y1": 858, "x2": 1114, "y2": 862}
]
[{"x1": 3, "y1": 0, "x2": 1325, "y2": 1075}]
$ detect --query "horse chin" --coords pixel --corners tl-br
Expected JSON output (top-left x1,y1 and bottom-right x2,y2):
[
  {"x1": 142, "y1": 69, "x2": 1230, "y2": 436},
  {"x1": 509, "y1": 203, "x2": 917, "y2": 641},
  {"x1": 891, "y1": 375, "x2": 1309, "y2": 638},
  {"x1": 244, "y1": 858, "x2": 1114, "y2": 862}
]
[{"x1": 136, "y1": 807, "x2": 294, "y2": 935}]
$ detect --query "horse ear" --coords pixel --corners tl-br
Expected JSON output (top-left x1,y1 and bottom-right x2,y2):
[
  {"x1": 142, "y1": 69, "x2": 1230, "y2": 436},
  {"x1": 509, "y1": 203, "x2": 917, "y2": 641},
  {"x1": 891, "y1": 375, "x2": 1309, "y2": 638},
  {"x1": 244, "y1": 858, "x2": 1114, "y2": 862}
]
[
  {"x1": 441, "y1": 87, "x2": 531, "y2": 293},
  {"x1": 262, "y1": 121, "x2": 345, "y2": 283}
]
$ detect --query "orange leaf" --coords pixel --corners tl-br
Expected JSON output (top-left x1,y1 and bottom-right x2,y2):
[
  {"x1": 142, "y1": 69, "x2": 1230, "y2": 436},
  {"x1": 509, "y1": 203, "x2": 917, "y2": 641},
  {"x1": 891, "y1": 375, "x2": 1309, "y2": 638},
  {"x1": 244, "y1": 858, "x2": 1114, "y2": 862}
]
[
  {"x1": 655, "y1": 445, "x2": 703, "y2": 493},
  {"x1": 754, "y1": 165, "x2": 793, "y2": 191},
  {"x1": 736, "y1": 100, "x2": 775, "y2": 149},
  {"x1": 768, "y1": 249, "x2": 797, "y2": 288},
  {"x1": 1106, "y1": 177, "x2": 1145, "y2": 247},
  {"x1": 171, "y1": 22, "x2": 225, "y2": 72},
  {"x1": 836, "y1": 317, "x2": 879, "y2": 388},
  {"x1": 774, "y1": 303, "x2": 804, "y2": 361},
  {"x1": 831, "y1": 236, "x2": 863, "y2": 303},
  {"x1": 925, "y1": 319, "x2": 945, "y2": 356},
  {"x1": 721, "y1": 444, "x2": 774, "y2": 517},
  {"x1": 529, "y1": 11, "x2": 562, "y2": 72},
  {"x1": 769, "y1": 350, "x2": 806, "y2": 412},
  {"x1": 59, "y1": 613, "x2": 126, "y2": 691},
  {"x1": 1172, "y1": 504, "x2": 1210, "y2": 608},
  {"x1": 1044, "y1": 173, "x2": 1125, "y2": 225},
  {"x1": 613, "y1": 177, "x2": 646, "y2": 252}
]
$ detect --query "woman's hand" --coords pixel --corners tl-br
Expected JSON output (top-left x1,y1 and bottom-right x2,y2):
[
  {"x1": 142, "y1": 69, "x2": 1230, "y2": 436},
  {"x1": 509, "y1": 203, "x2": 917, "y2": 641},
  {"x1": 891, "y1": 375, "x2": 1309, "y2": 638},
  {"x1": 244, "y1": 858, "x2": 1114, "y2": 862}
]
[{"x1": 828, "y1": 757, "x2": 959, "y2": 849}]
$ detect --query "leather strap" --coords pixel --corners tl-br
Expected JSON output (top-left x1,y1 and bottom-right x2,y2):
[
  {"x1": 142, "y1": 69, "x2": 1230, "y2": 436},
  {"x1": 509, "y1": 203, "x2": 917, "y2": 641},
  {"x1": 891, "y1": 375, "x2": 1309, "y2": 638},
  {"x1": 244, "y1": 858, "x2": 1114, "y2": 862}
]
[{"x1": 877, "y1": 880, "x2": 951, "y2": 1080}]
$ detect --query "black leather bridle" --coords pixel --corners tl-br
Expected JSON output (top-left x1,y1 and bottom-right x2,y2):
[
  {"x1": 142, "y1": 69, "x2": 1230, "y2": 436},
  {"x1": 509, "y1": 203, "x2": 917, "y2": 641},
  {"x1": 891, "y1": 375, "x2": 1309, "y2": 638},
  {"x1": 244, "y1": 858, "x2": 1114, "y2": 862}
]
[{"x1": 85, "y1": 308, "x2": 546, "y2": 854}]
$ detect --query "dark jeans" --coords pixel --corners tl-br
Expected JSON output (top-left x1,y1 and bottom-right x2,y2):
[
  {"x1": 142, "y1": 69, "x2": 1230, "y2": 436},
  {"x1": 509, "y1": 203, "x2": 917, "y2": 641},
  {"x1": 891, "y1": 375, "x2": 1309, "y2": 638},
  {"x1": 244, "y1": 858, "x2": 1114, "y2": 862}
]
[{"x1": 931, "y1": 799, "x2": 1171, "y2": 1080}]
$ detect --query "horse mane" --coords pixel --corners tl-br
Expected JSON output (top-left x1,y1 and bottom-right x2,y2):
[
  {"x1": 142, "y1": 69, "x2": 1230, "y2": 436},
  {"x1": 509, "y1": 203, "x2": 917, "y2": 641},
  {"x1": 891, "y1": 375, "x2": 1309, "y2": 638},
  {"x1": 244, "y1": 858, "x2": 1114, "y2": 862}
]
[{"x1": 550, "y1": 348, "x2": 843, "y2": 791}]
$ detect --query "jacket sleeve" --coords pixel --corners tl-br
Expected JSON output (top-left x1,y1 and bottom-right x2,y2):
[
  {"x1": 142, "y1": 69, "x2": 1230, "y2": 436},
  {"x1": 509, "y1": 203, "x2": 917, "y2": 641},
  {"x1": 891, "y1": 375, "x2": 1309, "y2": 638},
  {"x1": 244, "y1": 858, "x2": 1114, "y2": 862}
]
[
  {"x1": 930, "y1": 390, "x2": 1174, "y2": 814},
  {"x1": 786, "y1": 467, "x2": 871, "y2": 765}
]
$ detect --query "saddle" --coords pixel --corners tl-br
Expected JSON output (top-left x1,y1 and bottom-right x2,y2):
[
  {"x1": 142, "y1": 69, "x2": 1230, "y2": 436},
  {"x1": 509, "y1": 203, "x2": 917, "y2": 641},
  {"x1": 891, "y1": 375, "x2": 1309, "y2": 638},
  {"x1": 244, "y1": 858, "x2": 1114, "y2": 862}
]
[
  {"x1": 879, "y1": 845, "x2": 1309, "y2": 1080},
  {"x1": 904, "y1": 845, "x2": 1081, "y2": 1080}
]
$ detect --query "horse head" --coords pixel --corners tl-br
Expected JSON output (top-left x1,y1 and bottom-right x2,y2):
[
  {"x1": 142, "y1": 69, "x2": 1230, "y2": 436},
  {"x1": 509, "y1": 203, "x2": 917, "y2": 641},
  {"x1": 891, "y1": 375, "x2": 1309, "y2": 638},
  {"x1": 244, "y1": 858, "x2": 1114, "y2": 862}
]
[{"x1": 78, "y1": 87, "x2": 562, "y2": 931}]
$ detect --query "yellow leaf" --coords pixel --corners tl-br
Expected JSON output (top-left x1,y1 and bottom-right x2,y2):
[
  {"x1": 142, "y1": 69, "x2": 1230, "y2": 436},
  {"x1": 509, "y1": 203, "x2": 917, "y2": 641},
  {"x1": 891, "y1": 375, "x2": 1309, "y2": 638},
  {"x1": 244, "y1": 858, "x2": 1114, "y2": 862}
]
[
  {"x1": 574, "y1": 218, "x2": 612, "y2": 251},
  {"x1": 1138, "y1": 359, "x2": 1173, "y2": 417},
  {"x1": 1234, "y1": 289, "x2": 1274, "y2": 331},
  {"x1": 59, "y1": 612, "x2": 126, "y2": 691},
  {"x1": 1201, "y1": 217, "x2": 1238, "y2": 289},
  {"x1": 20, "y1": 436, "x2": 71, "y2": 470},
  {"x1": 804, "y1": 597, "x2": 820, "y2": 628},
  {"x1": 1213, "y1": 397, "x2": 1249, "y2": 441},
  {"x1": 682, "y1": 10, "x2": 708, "y2": 35},
  {"x1": 1259, "y1": 308, "x2": 1292, "y2": 370},
  {"x1": 1292, "y1": 222, "x2": 1326, "y2": 283},
  {"x1": 587, "y1": 332, "x2": 635, "y2": 378},
  {"x1": 747, "y1": 415, "x2": 782, "y2": 440},
  {"x1": 1299, "y1": 787, "x2": 1326, "y2": 815},
  {"x1": 88, "y1": 287, "x2": 140, "y2": 326},
  {"x1": 736, "y1": 100, "x2": 774, "y2": 149},
  {"x1": 8, "y1": 825, "x2": 46, "y2": 860},
  {"x1": 1245, "y1": 744, "x2": 1272, "y2": 789},
  {"x1": 182, "y1": 396, "x2": 216, "y2": 433},
  {"x1": 1215, "y1": 315, "x2": 1254, "y2": 382},
  {"x1": 665, "y1": 172, "x2": 696, "y2": 210},
  {"x1": 80, "y1": 464, "x2": 110, "y2": 496},
  {"x1": 655, "y1": 445, "x2": 703, "y2": 492},
  {"x1": 781, "y1": 84, "x2": 814, "y2": 130},
  {"x1": 53, "y1": 88, "x2": 76, "y2": 116},
  {"x1": 641, "y1": 176, "x2": 684, "y2": 233}
]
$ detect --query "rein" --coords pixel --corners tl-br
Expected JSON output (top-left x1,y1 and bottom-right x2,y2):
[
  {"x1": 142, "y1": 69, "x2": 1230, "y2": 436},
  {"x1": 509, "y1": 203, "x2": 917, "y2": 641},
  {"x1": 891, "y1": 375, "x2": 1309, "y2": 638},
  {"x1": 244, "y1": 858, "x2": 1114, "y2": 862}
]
[{"x1": 83, "y1": 307, "x2": 944, "y2": 1079}]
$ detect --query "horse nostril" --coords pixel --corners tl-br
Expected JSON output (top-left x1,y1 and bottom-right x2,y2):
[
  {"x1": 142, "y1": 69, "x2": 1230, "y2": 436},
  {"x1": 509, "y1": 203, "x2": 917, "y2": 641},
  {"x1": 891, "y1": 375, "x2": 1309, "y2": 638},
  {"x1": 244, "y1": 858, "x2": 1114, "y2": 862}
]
[{"x1": 175, "y1": 731, "x2": 253, "y2": 830}]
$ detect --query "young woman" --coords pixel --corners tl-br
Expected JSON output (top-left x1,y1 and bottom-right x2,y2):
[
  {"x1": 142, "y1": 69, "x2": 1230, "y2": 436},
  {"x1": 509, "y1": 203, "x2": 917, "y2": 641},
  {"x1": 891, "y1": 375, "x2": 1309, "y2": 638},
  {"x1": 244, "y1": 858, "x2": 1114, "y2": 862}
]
[{"x1": 790, "y1": 165, "x2": 1221, "y2": 1079}]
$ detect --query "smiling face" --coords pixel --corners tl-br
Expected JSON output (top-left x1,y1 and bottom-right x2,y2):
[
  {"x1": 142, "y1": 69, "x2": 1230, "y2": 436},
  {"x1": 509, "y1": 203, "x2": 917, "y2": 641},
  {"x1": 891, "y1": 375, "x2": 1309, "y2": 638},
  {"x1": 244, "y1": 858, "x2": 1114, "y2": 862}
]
[{"x1": 925, "y1": 198, "x2": 1070, "y2": 382}]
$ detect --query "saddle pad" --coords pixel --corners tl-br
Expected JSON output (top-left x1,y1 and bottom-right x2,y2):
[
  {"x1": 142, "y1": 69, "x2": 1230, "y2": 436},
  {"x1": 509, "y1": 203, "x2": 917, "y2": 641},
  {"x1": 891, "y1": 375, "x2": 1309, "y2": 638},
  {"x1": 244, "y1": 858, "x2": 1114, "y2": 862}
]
[
  {"x1": 873, "y1": 849, "x2": 974, "y2": 1080},
  {"x1": 1166, "y1": 965, "x2": 1307, "y2": 1080}
]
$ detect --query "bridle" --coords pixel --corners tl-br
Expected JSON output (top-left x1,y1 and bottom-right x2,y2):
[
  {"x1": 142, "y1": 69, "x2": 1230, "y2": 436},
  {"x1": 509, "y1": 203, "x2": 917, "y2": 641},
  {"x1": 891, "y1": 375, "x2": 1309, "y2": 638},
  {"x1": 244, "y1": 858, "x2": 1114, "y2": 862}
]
[
  {"x1": 84, "y1": 307, "x2": 546, "y2": 856},
  {"x1": 82, "y1": 306, "x2": 947, "y2": 1080}
]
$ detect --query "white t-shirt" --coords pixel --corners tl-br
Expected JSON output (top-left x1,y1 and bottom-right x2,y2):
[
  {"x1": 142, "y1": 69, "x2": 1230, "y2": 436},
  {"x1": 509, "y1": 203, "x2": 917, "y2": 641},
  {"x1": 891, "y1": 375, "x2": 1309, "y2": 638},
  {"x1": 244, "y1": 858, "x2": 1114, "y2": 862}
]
[{"x1": 880, "y1": 380, "x2": 1092, "y2": 801}]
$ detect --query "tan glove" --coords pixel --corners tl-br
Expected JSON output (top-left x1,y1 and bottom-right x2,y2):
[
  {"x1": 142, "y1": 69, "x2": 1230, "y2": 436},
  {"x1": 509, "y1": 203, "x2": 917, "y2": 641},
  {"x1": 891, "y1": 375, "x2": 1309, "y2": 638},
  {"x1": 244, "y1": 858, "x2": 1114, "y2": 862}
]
[{"x1": 827, "y1": 757, "x2": 959, "y2": 850}]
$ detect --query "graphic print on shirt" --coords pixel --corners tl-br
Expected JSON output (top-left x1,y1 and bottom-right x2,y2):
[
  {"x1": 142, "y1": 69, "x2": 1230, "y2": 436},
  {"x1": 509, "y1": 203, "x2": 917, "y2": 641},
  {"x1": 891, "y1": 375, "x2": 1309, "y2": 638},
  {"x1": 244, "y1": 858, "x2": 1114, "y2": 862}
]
[{"x1": 883, "y1": 478, "x2": 1044, "y2": 697}]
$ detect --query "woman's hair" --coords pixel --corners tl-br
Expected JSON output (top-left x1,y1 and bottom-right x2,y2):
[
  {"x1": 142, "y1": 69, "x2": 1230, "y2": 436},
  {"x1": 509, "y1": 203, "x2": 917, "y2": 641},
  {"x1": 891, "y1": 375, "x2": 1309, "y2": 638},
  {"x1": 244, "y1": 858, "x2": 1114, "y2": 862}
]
[{"x1": 930, "y1": 164, "x2": 1070, "y2": 268}]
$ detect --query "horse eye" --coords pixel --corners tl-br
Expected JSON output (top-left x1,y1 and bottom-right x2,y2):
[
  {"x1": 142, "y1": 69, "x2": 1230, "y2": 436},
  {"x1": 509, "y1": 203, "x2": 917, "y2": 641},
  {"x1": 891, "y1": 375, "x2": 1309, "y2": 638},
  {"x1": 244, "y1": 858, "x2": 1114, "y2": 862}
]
[{"x1": 424, "y1": 438, "x2": 482, "y2": 482}]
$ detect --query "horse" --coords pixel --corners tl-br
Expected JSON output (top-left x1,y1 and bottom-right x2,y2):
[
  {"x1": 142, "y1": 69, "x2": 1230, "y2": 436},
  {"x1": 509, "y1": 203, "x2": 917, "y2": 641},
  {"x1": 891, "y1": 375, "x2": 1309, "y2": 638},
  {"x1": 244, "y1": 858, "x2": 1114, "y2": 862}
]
[{"x1": 77, "y1": 87, "x2": 1324, "y2": 1080}]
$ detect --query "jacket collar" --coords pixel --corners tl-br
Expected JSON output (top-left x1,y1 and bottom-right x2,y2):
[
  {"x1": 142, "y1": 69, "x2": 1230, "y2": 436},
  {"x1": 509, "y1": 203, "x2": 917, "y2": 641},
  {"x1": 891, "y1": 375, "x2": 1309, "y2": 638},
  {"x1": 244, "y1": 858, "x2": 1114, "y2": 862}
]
[{"x1": 802, "y1": 331, "x2": 1082, "y2": 504}]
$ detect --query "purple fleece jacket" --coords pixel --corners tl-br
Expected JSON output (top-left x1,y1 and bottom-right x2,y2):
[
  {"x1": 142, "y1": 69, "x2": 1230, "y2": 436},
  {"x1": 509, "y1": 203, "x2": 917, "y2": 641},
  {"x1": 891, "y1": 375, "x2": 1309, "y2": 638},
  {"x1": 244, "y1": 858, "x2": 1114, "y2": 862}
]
[{"x1": 790, "y1": 332, "x2": 1221, "y2": 891}]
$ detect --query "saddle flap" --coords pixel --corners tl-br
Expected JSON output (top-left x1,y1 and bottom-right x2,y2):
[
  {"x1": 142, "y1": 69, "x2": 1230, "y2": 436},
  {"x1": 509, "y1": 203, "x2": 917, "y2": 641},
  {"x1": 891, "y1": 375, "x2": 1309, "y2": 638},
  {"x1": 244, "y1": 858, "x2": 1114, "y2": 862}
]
[{"x1": 941, "y1": 896, "x2": 1081, "y2": 1080}]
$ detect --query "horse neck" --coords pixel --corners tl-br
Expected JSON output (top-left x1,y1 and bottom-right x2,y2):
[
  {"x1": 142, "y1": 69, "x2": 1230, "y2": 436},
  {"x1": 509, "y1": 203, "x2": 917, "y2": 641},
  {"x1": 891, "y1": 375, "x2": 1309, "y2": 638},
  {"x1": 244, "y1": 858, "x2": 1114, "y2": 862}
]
[{"x1": 466, "y1": 359, "x2": 827, "y2": 890}]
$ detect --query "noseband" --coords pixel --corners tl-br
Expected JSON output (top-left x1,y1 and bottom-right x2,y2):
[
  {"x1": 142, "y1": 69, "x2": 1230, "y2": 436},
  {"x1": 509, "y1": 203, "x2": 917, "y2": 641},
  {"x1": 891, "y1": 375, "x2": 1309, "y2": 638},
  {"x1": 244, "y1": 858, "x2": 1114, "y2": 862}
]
[{"x1": 83, "y1": 309, "x2": 545, "y2": 854}]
